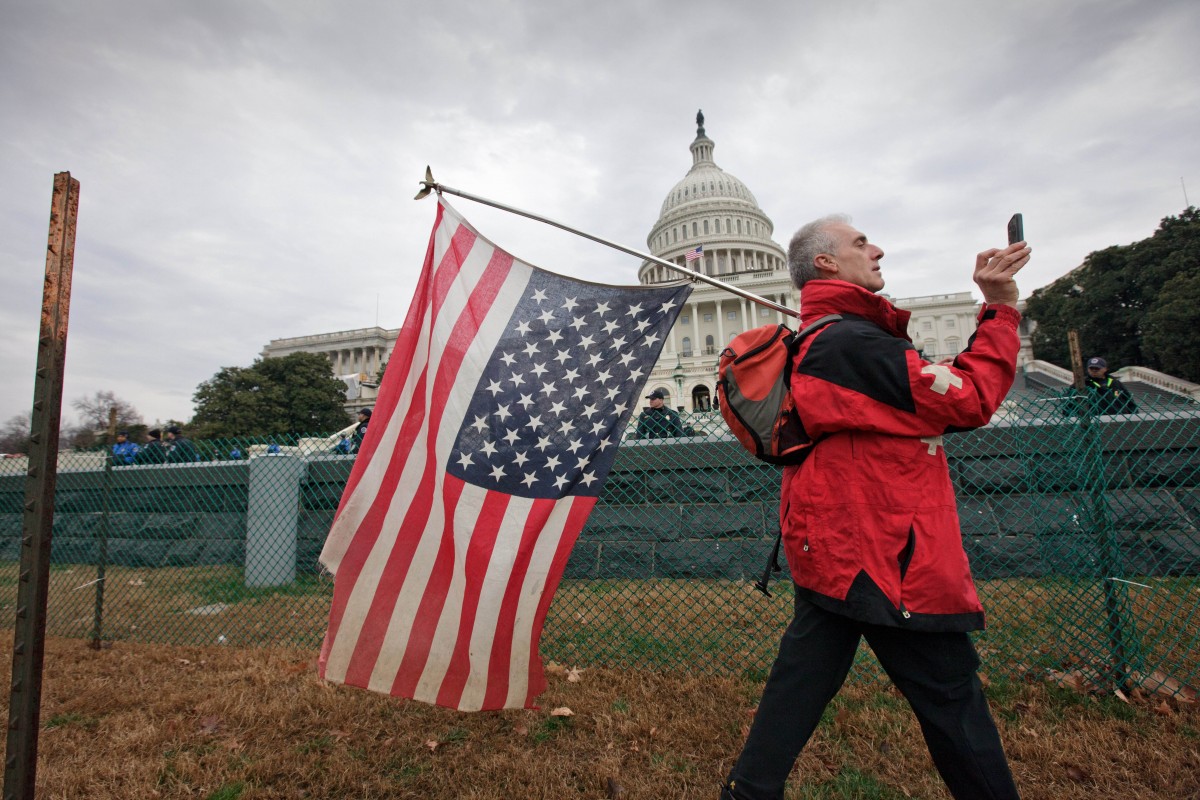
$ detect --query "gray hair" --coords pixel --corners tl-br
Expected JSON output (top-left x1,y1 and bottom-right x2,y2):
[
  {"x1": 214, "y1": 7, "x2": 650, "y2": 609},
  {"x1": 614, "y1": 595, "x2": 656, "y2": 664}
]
[{"x1": 787, "y1": 214, "x2": 851, "y2": 289}]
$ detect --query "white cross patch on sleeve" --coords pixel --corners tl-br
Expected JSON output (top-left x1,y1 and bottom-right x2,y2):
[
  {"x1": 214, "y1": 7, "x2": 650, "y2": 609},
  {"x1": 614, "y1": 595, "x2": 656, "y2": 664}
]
[
  {"x1": 920, "y1": 364, "x2": 963, "y2": 395},
  {"x1": 920, "y1": 435, "x2": 944, "y2": 455}
]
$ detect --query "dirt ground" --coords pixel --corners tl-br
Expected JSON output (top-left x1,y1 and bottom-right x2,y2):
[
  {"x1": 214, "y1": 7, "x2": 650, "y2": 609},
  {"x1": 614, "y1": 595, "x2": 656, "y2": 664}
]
[{"x1": 3, "y1": 635, "x2": 1198, "y2": 799}]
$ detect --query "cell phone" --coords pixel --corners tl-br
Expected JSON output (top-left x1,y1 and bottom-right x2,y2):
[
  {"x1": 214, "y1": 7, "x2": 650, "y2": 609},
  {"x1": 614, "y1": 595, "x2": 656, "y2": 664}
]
[{"x1": 1007, "y1": 213, "x2": 1024, "y2": 245}]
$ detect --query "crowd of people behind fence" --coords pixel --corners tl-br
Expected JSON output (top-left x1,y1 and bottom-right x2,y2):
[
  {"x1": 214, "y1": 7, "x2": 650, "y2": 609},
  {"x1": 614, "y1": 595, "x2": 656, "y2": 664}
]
[{"x1": 108, "y1": 407, "x2": 374, "y2": 467}]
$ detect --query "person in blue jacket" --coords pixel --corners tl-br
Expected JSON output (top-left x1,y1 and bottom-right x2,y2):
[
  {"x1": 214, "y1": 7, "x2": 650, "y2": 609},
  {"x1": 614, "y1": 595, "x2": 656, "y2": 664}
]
[{"x1": 110, "y1": 431, "x2": 139, "y2": 466}]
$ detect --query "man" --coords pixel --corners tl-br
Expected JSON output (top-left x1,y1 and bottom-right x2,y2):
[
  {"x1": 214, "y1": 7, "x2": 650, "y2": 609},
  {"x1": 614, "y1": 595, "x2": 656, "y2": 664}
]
[
  {"x1": 135, "y1": 428, "x2": 168, "y2": 464},
  {"x1": 110, "y1": 431, "x2": 139, "y2": 466},
  {"x1": 635, "y1": 389, "x2": 686, "y2": 438},
  {"x1": 723, "y1": 215, "x2": 1030, "y2": 800},
  {"x1": 351, "y1": 407, "x2": 372, "y2": 453},
  {"x1": 1085, "y1": 357, "x2": 1136, "y2": 414},
  {"x1": 164, "y1": 425, "x2": 198, "y2": 463}
]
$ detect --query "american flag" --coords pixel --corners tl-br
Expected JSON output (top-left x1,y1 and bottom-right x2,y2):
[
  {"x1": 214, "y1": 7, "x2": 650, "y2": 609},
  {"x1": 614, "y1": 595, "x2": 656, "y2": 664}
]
[
  {"x1": 319, "y1": 199, "x2": 692, "y2": 711},
  {"x1": 684, "y1": 245, "x2": 703, "y2": 262}
]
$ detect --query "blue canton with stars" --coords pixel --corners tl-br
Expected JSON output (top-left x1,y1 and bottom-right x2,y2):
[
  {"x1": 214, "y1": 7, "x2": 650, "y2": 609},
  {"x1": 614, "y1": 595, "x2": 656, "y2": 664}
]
[{"x1": 448, "y1": 271, "x2": 691, "y2": 500}]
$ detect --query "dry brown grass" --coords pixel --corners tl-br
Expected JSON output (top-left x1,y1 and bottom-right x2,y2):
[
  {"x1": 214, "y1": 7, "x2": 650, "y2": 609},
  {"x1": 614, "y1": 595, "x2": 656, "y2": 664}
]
[{"x1": 4, "y1": 634, "x2": 1198, "y2": 799}]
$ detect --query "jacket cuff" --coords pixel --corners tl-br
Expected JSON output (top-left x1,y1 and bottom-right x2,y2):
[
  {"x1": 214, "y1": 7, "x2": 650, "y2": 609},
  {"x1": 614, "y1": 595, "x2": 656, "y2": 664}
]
[{"x1": 977, "y1": 303, "x2": 1022, "y2": 327}]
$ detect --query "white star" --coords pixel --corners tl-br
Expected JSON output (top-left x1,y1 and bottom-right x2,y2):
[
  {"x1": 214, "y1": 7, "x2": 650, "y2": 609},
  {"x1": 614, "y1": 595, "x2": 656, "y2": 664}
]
[
  {"x1": 486, "y1": 379, "x2": 504, "y2": 396},
  {"x1": 573, "y1": 386, "x2": 589, "y2": 401},
  {"x1": 503, "y1": 428, "x2": 520, "y2": 445},
  {"x1": 596, "y1": 369, "x2": 612, "y2": 383},
  {"x1": 545, "y1": 455, "x2": 561, "y2": 470},
  {"x1": 626, "y1": 303, "x2": 643, "y2": 317},
  {"x1": 575, "y1": 456, "x2": 589, "y2": 471},
  {"x1": 563, "y1": 367, "x2": 580, "y2": 382},
  {"x1": 517, "y1": 393, "x2": 535, "y2": 409},
  {"x1": 495, "y1": 404, "x2": 513, "y2": 422},
  {"x1": 514, "y1": 321, "x2": 531, "y2": 336},
  {"x1": 522, "y1": 472, "x2": 538, "y2": 487},
  {"x1": 513, "y1": 450, "x2": 530, "y2": 467},
  {"x1": 603, "y1": 319, "x2": 619, "y2": 335},
  {"x1": 597, "y1": 438, "x2": 613, "y2": 452},
  {"x1": 628, "y1": 367, "x2": 644, "y2": 380},
  {"x1": 567, "y1": 439, "x2": 583, "y2": 454},
  {"x1": 582, "y1": 403, "x2": 599, "y2": 418},
  {"x1": 525, "y1": 415, "x2": 543, "y2": 431},
  {"x1": 558, "y1": 420, "x2": 574, "y2": 436},
  {"x1": 508, "y1": 371, "x2": 526, "y2": 388},
  {"x1": 580, "y1": 472, "x2": 597, "y2": 487},
  {"x1": 538, "y1": 382, "x2": 556, "y2": 398},
  {"x1": 605, "y1": 386, "x2": 621, "y2": 401},
  {"x1": 472, "y1": 415, "x2": 488, "y2": 432},
  {"x1": 549, "y1": 400, "x2": 567, "y2": 416},
  {"x1": 590, "y1": 420, "x2": 607, "y2": 435},
  {"x1": 578, "y1": 334, "x2": 595, "y2": 348},
  {"x1": 642, "y1": 333, "x2": 660, "y2": 348},
  {"x1": 523, "y1": 341, "x2": 540, "y2": 357},
  {"x1": 530, "y1": 362, "x2": 548, "y2": 378},
  {"x1": 570, "y1": 316, "x2": 586, "y2": 330},
  {"x1": 634, "y1": 318, "x2": 651, "y2": 333},
  {"x1": 481, "y1": 440, "x2": 498, "y2": 457},
  {"x1": 456, "y1": 452, "x2": 473, "y2": 469},
  {"x1": 659, "y1": 299, "x2": 678, "y2": 314},
  {"x1": 586, "y1": 353, "x2": 603, "y2": 367},
  {"x1": 536, "y1": 435, "x2": 553, "y2": 451},
  {"x1": 538, "y1": 309, "x2": 555, "y2": 324},
  {"x1": 619, "y1": 352, "x2": 636, "y2": 367},
  {"x1": 531, "y1": 289, "x2": 548, "y2": 304},
  {"x1": 490, "y1": 464, "x2": 506, "y2": 481},
  {"x1": 554, "y1": 474, "x2": 570, "y2": 490},
  {"x1": 562, "y1": 296, "x2": 578, "y2": 312},
  {"x1": 554, "y1": 349, "x2": 571, "y2": 364},
  {"x1": 546, "y1": 329, "x2": 563, "y2": 344},
  {"x1": 500, "y1": 351, "x2": 517, "y2": 365},
  {"x1": 595, "y1": 301, "x2": 610, "y2": 315},
  {"x1": 610, "y1": 336, "x2": 627, "y2": 349},
  {"x1": 613, "y1": 401, "x2": 628, "y2": 415}
]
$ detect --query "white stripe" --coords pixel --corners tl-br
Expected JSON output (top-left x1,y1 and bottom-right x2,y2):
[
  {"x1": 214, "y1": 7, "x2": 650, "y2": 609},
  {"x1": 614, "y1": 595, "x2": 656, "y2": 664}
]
[
  {"x1": 325, "y1": 217, "x2": 503, "y2": 683},
  {"x1": 505, "y1": 499, "x2": 579, "y2": 708},
  {"x1": 362, "y1": 245, "x2": 531, "y2": 693},
  {"x1": 453, "y1": 493, "x2": 537, "y2": 711}
]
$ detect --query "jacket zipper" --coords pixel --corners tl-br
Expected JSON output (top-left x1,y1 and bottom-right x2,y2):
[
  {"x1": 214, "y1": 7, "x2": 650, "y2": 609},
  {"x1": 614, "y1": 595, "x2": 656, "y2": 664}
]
[{"x1": 898, "y1": 527, "x2": 915, "y2": 620}]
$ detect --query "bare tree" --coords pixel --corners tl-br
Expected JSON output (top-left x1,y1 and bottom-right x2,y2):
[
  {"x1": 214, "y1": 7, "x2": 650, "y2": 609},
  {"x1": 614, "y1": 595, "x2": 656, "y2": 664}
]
[
  {"x1": 0, "y1": 413, "x2": 32, "y2": 455},
  {"x1": 65, "y1": 391, "x2": 144, "y2": 449}
]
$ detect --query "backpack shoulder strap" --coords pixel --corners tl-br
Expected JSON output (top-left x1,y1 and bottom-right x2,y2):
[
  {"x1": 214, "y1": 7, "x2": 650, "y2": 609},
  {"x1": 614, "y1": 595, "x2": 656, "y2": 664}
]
[{"x1": 795, "y1": 313, "x2": 841, "y2": 341}]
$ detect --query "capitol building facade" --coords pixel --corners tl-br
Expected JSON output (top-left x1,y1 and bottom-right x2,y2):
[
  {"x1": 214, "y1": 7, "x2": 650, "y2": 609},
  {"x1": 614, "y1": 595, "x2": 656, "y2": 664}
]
[{"x1": 263, "y1": 112, "x2": 1029, "y2": 416}]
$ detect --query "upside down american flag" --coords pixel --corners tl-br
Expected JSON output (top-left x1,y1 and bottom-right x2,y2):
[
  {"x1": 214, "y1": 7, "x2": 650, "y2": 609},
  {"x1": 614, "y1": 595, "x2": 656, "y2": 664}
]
[{"x1": 319, "y1": 198, "x2": 692, "y2": 711}]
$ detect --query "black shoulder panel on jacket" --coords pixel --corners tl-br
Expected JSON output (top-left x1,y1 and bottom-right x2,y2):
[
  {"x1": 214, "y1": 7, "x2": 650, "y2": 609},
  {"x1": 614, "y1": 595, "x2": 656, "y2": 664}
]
[{"x1": 795, "y1": 316, "x2": 916, "y2": 413}]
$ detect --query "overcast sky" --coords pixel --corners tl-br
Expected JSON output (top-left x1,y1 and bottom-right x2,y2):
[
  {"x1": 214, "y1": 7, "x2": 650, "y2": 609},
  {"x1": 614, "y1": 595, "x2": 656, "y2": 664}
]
[{"x1": 2, "y1": 0, "x2": 1197, "y2": 427}]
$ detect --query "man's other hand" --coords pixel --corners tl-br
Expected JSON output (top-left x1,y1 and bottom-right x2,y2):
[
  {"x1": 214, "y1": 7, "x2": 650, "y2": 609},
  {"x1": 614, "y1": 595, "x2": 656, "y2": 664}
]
[{"x1": 973, "y1": 241, "x2": 1031, "y2": 307}]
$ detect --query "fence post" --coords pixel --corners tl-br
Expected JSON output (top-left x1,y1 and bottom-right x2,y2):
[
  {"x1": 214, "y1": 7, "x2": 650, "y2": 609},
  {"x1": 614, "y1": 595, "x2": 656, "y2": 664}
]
[
  {"x1": 245, "y1": 454, "x2": 304, "y2": 587},
  {"x1": 3, "y1": 172, "x2": 79, "y2": 800},
  {"x1": 90, "y1": 408, "x2": 117, "y2": 648}
]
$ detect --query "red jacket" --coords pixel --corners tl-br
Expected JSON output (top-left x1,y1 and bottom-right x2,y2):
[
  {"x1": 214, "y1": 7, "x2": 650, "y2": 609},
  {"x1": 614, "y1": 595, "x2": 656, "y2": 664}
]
[{"x1": 782, "y1": 280, "x2": 1021, "y2": 631}]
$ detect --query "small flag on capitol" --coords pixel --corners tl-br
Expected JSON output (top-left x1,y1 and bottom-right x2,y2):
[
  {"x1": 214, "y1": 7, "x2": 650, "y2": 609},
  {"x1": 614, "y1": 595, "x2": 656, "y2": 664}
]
[
  {"x1": 318, "y1": 198, "x2": 692, "y2": 711},
  {"x1": 684, "y1": 244, "x2": 703, "y2": 262}
]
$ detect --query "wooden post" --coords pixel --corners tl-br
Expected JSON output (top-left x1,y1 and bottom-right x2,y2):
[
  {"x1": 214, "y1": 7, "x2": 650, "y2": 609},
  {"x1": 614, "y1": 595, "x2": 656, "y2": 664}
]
[
  {"x1": 4, "y1": 173, "x2": 79, "y2": 800},
  {"x1": 1068, "y1": 330, "x2": 1085, "y2": 390}
]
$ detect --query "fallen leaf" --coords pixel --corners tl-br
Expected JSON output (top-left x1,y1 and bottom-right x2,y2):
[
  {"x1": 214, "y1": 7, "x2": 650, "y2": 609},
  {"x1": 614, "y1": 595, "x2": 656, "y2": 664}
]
[
  {"x1": 198, "y1": 716, "x2": 222, "y2": 735},
  {"x1": 128, "y1": 578, "x2": 145, "y2": 586},
  {"x1": 550, "y1": 707, "x2": 574, "y2": 717},
  {"x1": 1114, "y1": 689, "x2": 1129, "y2": 704},
  {"x1": 567, "y1": 667, "x2": 584, "y2": 683},
  {"x1": 513, "y1": 725, "x2": 529, "y2": 736},
  {"x1": 978, "y1": 672, "x2": 990, "y2": 688},
  {"x1": 1154, "y1": 700, "x2": 1174, "y2": 717},
  {"x1": 834, "y1": 708, "x2": 850, "y2": 727},
  {"x1": 425, "y1": 740, "x2": 439, "y2": 752},
  {"x1": 1065, "y1": 764, "x2": 1090, "y2": 782}
]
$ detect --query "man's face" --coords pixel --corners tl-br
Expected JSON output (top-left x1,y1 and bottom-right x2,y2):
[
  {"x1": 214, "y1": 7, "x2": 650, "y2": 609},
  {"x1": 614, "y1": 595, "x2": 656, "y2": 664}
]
[
  {"x1": 649, "y1": 396, "x2": 665, "y2": 409},
  {"x1": 1088, "y1": 365, "x2": 1107, "y2": 379},
  {"x1": 819, "y1": 222, "x2": 885, "y2": 292},
  {"x1": 115, "y1": 434, "x2": 126, "y2": 444}
]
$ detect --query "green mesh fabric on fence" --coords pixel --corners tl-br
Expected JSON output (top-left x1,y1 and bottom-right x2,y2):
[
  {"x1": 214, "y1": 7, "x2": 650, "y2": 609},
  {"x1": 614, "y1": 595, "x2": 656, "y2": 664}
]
[{"x1": 0, "y1": 392, "x2": 1196, "y2": 700}]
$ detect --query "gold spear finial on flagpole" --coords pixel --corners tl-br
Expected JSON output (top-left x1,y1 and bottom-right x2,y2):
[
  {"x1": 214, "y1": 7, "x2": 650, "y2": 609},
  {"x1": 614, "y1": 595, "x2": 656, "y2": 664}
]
[{"x1": 414, "y1": 166, "x2": 437, "y2": 200}]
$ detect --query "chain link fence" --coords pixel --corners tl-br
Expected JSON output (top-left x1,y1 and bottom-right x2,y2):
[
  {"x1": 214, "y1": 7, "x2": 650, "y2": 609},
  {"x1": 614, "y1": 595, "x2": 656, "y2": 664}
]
[{"x1": 1, "y1": 391, "x2": 1197, "y2": 700}]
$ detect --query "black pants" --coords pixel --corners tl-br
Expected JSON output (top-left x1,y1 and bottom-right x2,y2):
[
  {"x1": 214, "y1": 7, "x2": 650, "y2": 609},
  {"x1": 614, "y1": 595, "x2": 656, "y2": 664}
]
[{"x1": 726, "y1": 592, "x2": 1020, "y2": 800}]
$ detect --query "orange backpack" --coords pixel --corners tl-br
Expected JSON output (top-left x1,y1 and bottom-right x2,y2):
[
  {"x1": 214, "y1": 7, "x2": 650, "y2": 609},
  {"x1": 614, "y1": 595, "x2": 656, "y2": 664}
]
[{"x1": 716, "y1": 315, "x2": 840, "y2": 465}]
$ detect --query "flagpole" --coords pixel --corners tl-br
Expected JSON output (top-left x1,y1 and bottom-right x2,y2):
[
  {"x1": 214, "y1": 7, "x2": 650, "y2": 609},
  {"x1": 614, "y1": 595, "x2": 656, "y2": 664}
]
[{"x1": 415, "y1": 168, "x2": 799, "y2": 319}]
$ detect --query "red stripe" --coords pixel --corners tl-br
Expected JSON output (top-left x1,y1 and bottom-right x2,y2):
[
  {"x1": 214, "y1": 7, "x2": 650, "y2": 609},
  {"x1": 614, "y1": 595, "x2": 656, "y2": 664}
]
[
  {"x1": 523, "y1": 496, "x2": 596, "y2": 708},
  {"x1": 432, "y1": 489, "x2": 512, "y2": 707},
  {"x1": 322, "y1": 216, "x2": 474, "y2": 670},
  {"x1": 328, "y1": 239, "x2": 516, "y2": 687},
  {"x1": 481, "y1": 497, "x2": 558, "y2": 710}
]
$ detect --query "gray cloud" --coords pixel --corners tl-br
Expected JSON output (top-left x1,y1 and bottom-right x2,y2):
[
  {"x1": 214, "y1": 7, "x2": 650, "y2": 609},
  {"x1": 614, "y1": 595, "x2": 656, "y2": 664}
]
[{"x1": 1, "y1": 0, "x2": 1197, "y2": 426}]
